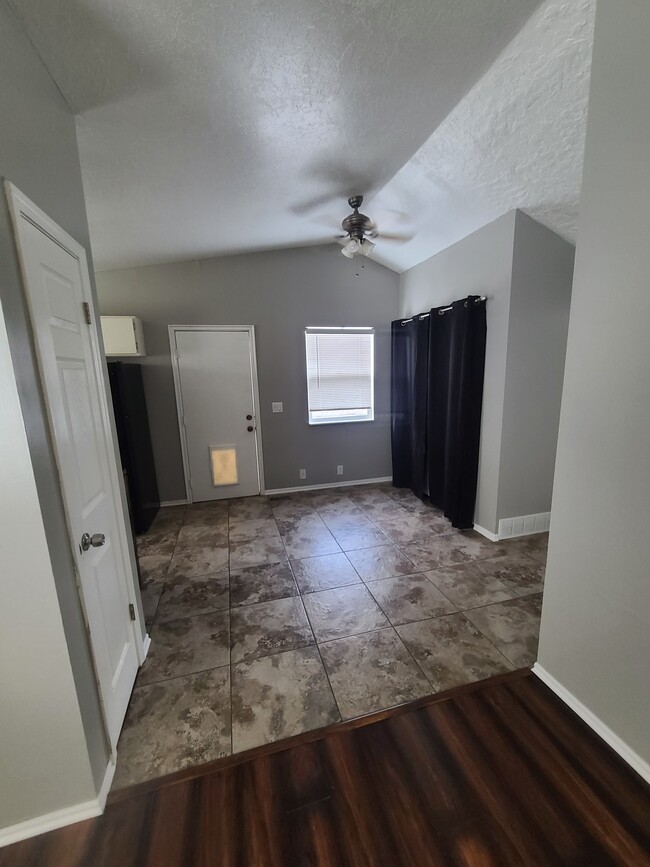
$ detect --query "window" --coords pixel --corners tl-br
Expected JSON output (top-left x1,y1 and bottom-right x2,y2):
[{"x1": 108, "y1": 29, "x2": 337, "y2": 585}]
[{"x1": 305, "y1": 327, "x2": 375, "y2": 425}]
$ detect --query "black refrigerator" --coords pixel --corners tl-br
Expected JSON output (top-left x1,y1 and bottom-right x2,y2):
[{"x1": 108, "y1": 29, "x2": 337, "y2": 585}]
[{"x1": 108, "y1": 362, "x2": 160, "y2": 535}]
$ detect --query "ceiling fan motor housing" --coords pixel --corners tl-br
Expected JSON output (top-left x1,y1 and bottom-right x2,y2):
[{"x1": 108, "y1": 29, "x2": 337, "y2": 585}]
[{"x1": 342, "y1": 195, "x2": 373, "y2": 240}]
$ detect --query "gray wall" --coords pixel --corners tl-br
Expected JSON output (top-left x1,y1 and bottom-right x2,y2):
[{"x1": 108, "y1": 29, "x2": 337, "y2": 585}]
[
  {"x1": 0, "y1": 1, "x2": 108, "y2": 803},
  {"x1": 96, "y1": 246, "x2": 399, "y2": 500},
  {"x1": 399, "y1": 211, "x2": 517, "y2": 532},
  {"x1": 498, "y1": 211, "x2": 574, "y2": 519},
  {"x1": 537, "y1": 0, "x2": 650, "y2": 767}
]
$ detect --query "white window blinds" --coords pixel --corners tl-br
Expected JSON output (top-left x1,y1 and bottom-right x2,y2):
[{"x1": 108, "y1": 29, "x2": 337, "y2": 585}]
[{"x1": 305, "y1": 328, "x2": 375, "y2": 425}]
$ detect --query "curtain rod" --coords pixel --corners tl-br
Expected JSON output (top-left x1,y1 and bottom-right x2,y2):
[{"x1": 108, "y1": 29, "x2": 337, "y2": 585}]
[{"x1": 400, "y1": 296, "x2": 486, "y2": 326}]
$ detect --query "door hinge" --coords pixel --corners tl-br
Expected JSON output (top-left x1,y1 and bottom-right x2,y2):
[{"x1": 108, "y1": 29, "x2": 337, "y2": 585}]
[
  {"x1": 128, "y1": 603, "x2": 136, "y2": 621},
  {"x1": 82, "y1": 301, "x2": 91, "y2": 325}
]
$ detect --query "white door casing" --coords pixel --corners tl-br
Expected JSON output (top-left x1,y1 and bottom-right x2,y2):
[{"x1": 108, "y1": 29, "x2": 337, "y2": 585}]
[
  {"x1": 6, "y1": 184, "x2": 141, "y2": 749},
  {"x1": 169, "y1": 326, "x2": 263, "y2": 502}
]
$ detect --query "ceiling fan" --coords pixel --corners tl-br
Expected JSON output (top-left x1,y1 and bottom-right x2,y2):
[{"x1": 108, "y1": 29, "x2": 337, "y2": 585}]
[{"x1": 337, "y1": 195, "x2": 414, "y2": 258}]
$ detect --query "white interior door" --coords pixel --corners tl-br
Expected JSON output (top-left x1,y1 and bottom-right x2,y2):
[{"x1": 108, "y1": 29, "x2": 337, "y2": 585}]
[
  {"x1": 8, "y1": 186, "x2": 139, "y2": 749},
  {"x1": 173, "y1": 328, "x2": 261, "y2": 502}
]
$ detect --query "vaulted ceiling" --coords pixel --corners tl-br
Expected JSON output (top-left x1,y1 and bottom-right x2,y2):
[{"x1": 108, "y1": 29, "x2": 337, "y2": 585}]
[{"x1": 7, "y1": 0, "x2": 594, "y2": 272}]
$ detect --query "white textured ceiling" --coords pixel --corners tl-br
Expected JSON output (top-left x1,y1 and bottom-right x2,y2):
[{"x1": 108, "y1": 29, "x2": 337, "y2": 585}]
[
  {"x1": 369, "y1": 0, "x2": 596, "y2": 271},
  {"x1": 8, "y1": 0, "x2": 593, "y2": 272}
]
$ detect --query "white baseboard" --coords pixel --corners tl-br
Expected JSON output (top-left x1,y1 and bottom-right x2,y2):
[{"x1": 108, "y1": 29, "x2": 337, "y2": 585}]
[
  {"x1": 0, "y1": 798, "x2": 101, "y2": 849},
  {"x1": 499, "y1": 512, "x2": 550, "y2": 539},
  {"x1": 473, "y1": 523, "x2": 500, "y2": 542},
  {"x1": 141, "y1": 632, "x2": 152, "y2": 659},
  {"x1": 474, "y1": 512, "x2": 550, "y2": 542},
  {"x1": 0, "y1": 757, "x2": 117, "y2": 848},
  {"x1": 97, "y1": 758, "x2": 116, "y2": 809},
  {"x1": 160, "y1": 499, "x2": 187, "y2": 507},
  {"x1": 532, "y1": 663, "x2": 650, "y2": 786},
  {"x1": 264, "y1": 476, "x2": 392, "y2": 497}
]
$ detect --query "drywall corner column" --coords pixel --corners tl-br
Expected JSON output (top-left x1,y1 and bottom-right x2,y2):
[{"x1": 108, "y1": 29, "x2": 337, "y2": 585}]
[
  {"x1": 0, "y1": 299, "x2": 97, "y2": 835},
  {"x1": 497, "y1": 211, "x2": 574, "y2": 522},
  {"x1": 537, "y1": 0, "x2": 650, "y2": 772}
]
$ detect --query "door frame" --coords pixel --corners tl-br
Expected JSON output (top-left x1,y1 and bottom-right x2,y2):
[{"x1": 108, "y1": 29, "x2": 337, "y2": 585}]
[
  {"x1": 168, "y1": 324, "x2": 265, "y2": 502},
  {"x1": 5, "y1": 183, "x2": 147, "y2": 738}
]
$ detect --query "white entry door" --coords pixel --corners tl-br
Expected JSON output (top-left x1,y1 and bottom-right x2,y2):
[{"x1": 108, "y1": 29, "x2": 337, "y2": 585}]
[
  {"x1": 7, "y1": 185, "x2": 140, "y2": 748},
  {"x1": 172, "y1": 328, "x2": 261, "y2": 502}
]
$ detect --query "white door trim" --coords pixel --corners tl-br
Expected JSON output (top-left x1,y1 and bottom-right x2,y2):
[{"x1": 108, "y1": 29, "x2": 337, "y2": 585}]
[
  {"x1": 5, "y1": 182, "x2": 146, "y2": 737},
  {"x1": 168, "y1": 324, "x2": 265, "y2": 502}
]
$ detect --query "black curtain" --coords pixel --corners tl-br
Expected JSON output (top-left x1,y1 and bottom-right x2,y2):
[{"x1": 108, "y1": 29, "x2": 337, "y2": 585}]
[
  {"x1": 390, "y1": 318, "x2": 413, "y2": 488},
  {"x1": 390, "y1": 316, "x2": 429, "y2": 496},
  {"x1": 391, "y1": 296, "x2": 487, "y2": 529}
]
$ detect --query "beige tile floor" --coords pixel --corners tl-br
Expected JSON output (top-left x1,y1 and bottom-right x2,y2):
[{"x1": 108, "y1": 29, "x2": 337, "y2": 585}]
[{"x1": 114, "y1": 484, "x2": 547, "y2": 789}]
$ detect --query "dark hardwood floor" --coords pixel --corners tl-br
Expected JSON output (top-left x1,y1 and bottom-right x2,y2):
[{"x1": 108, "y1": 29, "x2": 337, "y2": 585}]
[{"x1": 3, "y1": 670, "x2": 649, "y2": 867}]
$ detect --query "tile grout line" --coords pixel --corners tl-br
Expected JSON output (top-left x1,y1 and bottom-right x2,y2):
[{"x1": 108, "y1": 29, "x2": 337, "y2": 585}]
[
  {"x1": 275, "y1": 524, "x2": 320, "y2": 664},
  {"x1": 456, "y1": 590, "x2": 543, "y2": 615},
  {"x1": 146, "y1": 514, "x2": 183, "y2": 630},
  {"x1": 227, "y1": 501, "x2": 233, "y2": 759},
  {"x1": 298, "y1": 590, "x2": 345, "y2": 725},
  {"x1": 134, "y1": 660, "x2": 232, "y2": 691},
  {"x1": 154, "y1": 603, "x2": 230, "y2": 627},
  {"x1": 357, "y1": 584, "x2": 439, "y2": 696},
  {"x1": 461, "y1": 594, "x2": 544, "y2": 670},
  {"x1": 459, "y1": 610, "x2": 526, "y2": 672}
]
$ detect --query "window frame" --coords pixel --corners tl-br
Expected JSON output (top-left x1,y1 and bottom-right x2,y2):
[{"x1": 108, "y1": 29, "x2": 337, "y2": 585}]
[{"x1": 304, "y1": 326, "x2": 375, "y2": 426}]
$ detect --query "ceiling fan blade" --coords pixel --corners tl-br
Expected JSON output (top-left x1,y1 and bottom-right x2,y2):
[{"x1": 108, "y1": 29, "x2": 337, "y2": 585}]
[
  {"x1": 375, "y1": 231, "x2": 415, "y2": 244},
  {"x1": 290, "y1": 191, "x2": 342, "y2": 216},
  {"x1": 305, "y1": 214, "x2": 345, "y2": 231},
  {"x1": 373, "y1": 207, "x2": 411, "y2": 225}
]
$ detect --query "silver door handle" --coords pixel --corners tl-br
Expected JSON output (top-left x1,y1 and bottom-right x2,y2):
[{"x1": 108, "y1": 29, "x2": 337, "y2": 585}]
[{"x1": 80, "y1": 532, "x2": 106, "y2": 552}]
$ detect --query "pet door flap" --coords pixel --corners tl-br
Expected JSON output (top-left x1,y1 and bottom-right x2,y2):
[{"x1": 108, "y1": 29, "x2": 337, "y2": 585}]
[{"x1": 210, "y1": 446, "x2": 238, "y2": 486}]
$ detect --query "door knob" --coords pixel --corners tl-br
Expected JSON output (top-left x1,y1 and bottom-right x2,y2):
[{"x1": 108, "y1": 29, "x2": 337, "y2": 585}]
[
  {"x1": 246, "y1": 414, "x2": 253, "y2": 420},
  {"x1": 80, "y1": 532, "x2": 106, "y2": 552},
  {"x1": 246, "y1": 425, "x2": 254, "y2": 432}
]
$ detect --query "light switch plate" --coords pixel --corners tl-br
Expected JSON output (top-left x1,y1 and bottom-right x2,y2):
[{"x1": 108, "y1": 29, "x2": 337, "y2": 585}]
[{"x1": 272, "y1": 402, "x2": 283, "y2": 413}]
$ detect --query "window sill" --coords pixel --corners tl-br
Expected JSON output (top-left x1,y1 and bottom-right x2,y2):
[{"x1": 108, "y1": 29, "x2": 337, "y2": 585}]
[{"x1": 308, "y1": 417, "x2": 375, "y2": 426}]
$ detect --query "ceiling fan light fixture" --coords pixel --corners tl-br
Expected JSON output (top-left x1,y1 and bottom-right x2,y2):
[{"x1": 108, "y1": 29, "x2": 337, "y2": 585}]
[
  {"x1": 341, "y1": 236, "x2": 361, "y2": 257},
  {"x1": 359, "y1": 238, "x2": 375, "y2": 257}
]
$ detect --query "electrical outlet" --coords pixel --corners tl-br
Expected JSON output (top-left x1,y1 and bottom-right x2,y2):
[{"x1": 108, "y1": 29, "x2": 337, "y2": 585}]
[
  {"x1": 337, "y1": 465, "x2": 343, "y2": 476},
  {"x1": 299, "y1": 468, "x2": 307, "y2": 480},
  {"x1": 272, "y1": 401, "x2": 283, "y2": 413}
]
